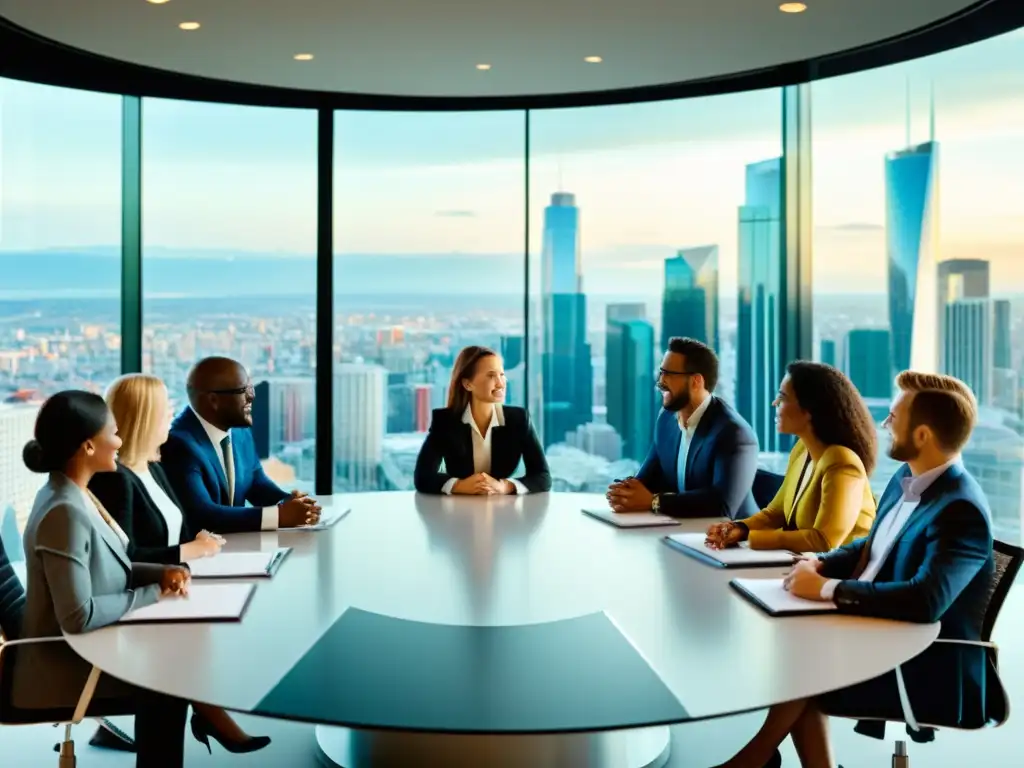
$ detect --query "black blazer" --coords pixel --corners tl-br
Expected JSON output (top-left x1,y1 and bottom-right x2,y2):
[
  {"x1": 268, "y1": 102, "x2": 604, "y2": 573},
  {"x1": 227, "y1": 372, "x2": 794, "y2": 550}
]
[
  {"x1": 89, "y1": 462, "x2": 194, "y2": 565},
  {"x1": 414, "y1": 406, "x2": 552, "y2": 495}
]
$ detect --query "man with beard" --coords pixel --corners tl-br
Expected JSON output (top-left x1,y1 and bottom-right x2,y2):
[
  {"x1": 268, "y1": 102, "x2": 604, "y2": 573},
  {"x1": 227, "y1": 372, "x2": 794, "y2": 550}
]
[
  {"x1": 161, "y1": 356, "x2": 320, "y2": 534},
  {"x1": 606, "y1": 337, "x2": 758, "y2": 519},
  {"x1": 714, "y1": 371, "x2": 995, "y2": 768}
]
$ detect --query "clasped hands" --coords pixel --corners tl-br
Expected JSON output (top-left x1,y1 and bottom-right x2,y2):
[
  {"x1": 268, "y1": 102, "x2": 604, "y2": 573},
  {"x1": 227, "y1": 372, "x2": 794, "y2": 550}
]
[
  {"x1": 605, "y1": 478, "x2": 653, "y2": 512},
  {"x1": 452, "y1": 473, "x2": 514, "y2": 495},
  {"x1": 279, "y1": 489, "x2": 322, "y2": 527},
  {"x1": 782, "y1": 556, "x2": 830, "y2": 601},
  {"x1": 159, "y1": 565, "x2": 191, "y2": 600}
]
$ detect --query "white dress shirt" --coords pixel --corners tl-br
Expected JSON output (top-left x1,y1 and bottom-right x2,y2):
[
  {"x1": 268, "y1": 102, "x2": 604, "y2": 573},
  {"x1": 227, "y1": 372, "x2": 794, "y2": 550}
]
[
  {"x1": 820, "y1": 456, "x2": 960, "y2": 599},
  {"x1": 134, "y1": 466, "x2": 184, "y2": 546},
  {"x1": 441, "y1": 404, "x2": 529, "y2": 496},
  {"x1": 675, "y1": 395, "x2": 713, "y2": 492},
  {"x1": 190, "y1": 407, "x2": 278, "y2": 531}
]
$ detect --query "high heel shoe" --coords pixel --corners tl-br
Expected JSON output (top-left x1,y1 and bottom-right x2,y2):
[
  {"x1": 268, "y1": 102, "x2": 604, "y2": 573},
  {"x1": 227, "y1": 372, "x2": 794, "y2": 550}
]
[
  {"x1": 190, "y1": 712, "x2": 271, "y2": 754},
  {"x1": 763, "y1": 749, "x2": 782, "y2": 768}
]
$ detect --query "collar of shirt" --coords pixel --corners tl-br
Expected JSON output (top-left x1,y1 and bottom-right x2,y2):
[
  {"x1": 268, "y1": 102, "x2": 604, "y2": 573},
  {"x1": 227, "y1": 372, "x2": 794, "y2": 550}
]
[
  {"x1": 461, "y1": 404, "x2": 504, "y2": 436},
  {"x1": 677, "y1": 395, "x2": 713, "y2": 436},
  {"x1": 190, "y1": 405, "x2": 230, "y2": 448},
  {"x1": 900, "y1": 455, "x2": 960, "y2": 502}
]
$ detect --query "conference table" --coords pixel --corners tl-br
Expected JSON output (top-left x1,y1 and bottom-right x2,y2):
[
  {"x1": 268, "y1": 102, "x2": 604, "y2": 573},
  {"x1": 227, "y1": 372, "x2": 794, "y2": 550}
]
[{"x1": 65, "y1": 492, "x2": 938, "y2": 768}]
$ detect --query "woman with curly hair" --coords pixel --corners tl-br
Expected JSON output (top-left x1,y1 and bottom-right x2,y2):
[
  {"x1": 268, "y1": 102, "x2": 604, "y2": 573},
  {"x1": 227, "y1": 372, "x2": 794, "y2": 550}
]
[{"x1": 706, "y1": 361, "x2": 877, "y2": 554}]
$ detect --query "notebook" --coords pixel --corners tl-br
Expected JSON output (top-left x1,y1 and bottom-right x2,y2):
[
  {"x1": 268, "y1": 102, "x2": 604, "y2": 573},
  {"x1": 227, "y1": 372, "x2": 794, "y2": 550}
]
[
  {"x1": 185, "y1": 548, "x2": 290, "y2": 578},
  {"x1": 119, "y1": 583, "x2": 256, "y2": 624},
  {"x1": 730, "y1": 577, "x2": 837, "y2": 616},
  {"x1": 280, "y1": 507, "x2": 350, "y2": 532},
  {"x1": 581, "y1": 508, "x2": 680, "y2": 528},
  {"x1": 663, "y1": 533, "x2": 798, "y2": 568}
]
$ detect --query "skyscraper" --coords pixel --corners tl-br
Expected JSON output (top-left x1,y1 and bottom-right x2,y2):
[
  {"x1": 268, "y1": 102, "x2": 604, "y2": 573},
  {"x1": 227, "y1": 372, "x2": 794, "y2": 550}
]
[
  {"x1": 540, "y1": 192, "x2": 593, "y2": 447},
  {"x1": 820, "y1": 339, "x2": 836, "y2": 367},
  {"x1": 606, "y1": 311, "x2": 656, "y2": 462},
  {"x1": 845, "y1": 329, "x2": 892, "y2": 399},
  {"x1": 993, "y1": 299, "x2": 1012, "y2": 370},
  {"x1": 943, "y1": 300, "x2": 992, "y2": 405},
  {"x1": 335, "y1": 362, "x2": 387, "y2": 491},
  {"x1": 886, "y1": 139, "x2": 939, "y2": 375},
  {"x1": 737, "y1": 157, "x2": 786, "y2": 453},
  {"x1": 662, "y1": 246, "x2": 719, "y2": 351}
]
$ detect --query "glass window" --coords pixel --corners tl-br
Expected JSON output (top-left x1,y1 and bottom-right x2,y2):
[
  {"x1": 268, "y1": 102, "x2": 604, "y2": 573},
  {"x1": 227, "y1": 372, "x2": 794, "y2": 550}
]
[
  {"x1": 141, "y1": 99, "x2": 318, "y2": 488},
  {"x1": 333, "y1": 111, "x2": 526, "y2": 491},
  {"x1": 528, "y1": 93, "x2": 783, "y2": 490},
  {"x1": 811, "y1": 29, "x2": 1024, "y2": 544},
  {"x1": 0, "y1": 79, "x2": 121, "y2": 524}
]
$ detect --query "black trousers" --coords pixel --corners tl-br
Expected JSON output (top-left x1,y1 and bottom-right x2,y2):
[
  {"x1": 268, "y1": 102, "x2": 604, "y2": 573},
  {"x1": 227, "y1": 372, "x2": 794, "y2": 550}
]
[{"x1": 132, "y1": 688, "x2": 189, "y2": 768}]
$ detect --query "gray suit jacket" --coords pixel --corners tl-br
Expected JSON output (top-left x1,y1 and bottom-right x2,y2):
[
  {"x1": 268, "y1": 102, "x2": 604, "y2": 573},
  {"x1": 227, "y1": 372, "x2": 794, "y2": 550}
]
[{"x1": 11, "y1": 473, "x2": 164, "y2": 710}]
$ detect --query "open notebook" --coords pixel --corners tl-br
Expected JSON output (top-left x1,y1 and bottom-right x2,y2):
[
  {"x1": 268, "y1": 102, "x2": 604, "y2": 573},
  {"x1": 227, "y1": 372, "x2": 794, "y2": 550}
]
[
  {"x1": 186, "y1": 548, "x2": 290, "y2": 578},
  {"x1": 663, "y1": 533, "x2": 797, "y2": 568},
  {"x1": 581, "y1": 508, "x2": 680, "y2": 529},
  {"x1": 119, "y1": 583, "x2": 256, "y2": 624},
  {"x1": 730, "y1": 577, "x2": 837, "y2": 616},
  {"x1": 280, "y1": 507, "x2": 350, "y2": 532}
]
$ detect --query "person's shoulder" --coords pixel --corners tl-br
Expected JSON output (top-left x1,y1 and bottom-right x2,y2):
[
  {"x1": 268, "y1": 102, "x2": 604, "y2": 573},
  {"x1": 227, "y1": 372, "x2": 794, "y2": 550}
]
[
  {"x1": 710, "y1": 398, "x2": 756, "y2": 441},
  {"x1": 821, "y1": 445, "x2": 867, "y2": 475},
  {"x1": 502, "y1": 405, "x2": 528, "y2": 426},
  {"x1": 89, "y1": 464, "x2": 131, "y2": 493},
  {"x1": 941, "y1": 466, "x2": 991, "y2": 514},
  {"x1": 430, "y1": 407, "x2": 459, "y2": 425}
]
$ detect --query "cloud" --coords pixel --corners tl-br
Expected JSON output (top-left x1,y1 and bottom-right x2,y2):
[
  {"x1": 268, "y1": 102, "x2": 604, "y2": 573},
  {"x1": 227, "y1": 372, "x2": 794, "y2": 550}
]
[
  {"x1": 434, "y1": 210, "x2": 477, "y2": 218},
  {"x1": 818, "y1": 222, "x2": 884, "y2": 232}
]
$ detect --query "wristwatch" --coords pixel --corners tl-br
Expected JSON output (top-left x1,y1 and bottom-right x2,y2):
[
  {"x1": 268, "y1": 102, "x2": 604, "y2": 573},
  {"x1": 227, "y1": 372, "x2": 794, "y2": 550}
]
[{"x1": 652, "y1": 493, "x2": 662, "y2": 514}]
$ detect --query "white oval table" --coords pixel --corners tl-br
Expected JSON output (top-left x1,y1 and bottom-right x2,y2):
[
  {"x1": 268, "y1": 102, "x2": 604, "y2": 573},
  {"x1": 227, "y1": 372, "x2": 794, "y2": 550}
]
[{"x1": 65, "y1": 492, "x2": 938, "y2": 768}]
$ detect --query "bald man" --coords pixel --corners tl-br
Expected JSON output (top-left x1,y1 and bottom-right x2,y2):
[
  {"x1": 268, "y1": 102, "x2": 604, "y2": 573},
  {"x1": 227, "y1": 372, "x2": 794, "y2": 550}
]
[{"x1": 160, "y1": 356, "x2": 320, "y2": 534}]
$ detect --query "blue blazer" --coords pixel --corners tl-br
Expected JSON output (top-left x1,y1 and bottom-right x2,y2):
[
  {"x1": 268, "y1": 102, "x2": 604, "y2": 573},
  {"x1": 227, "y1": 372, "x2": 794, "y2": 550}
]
[
  {"x1": 635, "y1": 396, "x2": 758, "y2": 520},
  {"x1": 160, "y1": 408, "x2": 289, "y2": 534},
  {"x1": 820, "y1": 463, "x2": 994, "y2": 726}
]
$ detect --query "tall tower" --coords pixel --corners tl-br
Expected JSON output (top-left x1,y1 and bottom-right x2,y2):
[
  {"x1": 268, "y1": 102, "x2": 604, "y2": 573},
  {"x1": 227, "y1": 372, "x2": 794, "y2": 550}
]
[
  {"x1": 737, "y1": 157, "x2": 786, "y2": 453},
  {"x1": 539, "y1": 192, "x2": 593, "y2": 447},
  {"x1": 886, "y1": 89, "x2": 939, "y2": 376},
  {"x1": 937, "y1": 258, "x2": 992, "y2": 403},
  {"x1": 845, "y1": 329, "x2": 893, "y2": 399},
  {"x1": 662, "y1": 246, "x2": 719, "y2": 351},
  {"x1": 606, "y1": 304, "x2": 656, "y2": 462}
]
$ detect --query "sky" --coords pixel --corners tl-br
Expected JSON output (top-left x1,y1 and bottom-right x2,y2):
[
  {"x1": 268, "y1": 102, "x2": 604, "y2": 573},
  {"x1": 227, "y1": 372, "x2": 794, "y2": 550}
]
[{"x1": 1, "y1": 29, "x2": 1023, "y2": 299}]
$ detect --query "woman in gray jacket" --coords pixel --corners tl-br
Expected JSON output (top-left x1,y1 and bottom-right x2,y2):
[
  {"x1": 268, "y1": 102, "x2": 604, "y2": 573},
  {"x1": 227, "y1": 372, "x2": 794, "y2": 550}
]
[{"x1": 12, "y1": 390, "x2": 191, "y2": 767}]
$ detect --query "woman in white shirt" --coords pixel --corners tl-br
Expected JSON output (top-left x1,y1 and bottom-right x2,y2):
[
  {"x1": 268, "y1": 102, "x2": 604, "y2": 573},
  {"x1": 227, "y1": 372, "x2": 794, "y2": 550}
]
[
  {"x1": 89, "y1": 373, "x2": 271, "y2": 755},
  {"x1": 414, "y1": 345, "x2": 551, "y2": 495}
]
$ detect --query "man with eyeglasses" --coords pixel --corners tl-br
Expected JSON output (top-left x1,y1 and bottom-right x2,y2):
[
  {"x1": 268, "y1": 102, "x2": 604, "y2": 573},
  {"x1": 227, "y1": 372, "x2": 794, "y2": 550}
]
[
  {"x1": 161, "y1": 356, "x2": 321, "y2": 533},
  {"x1": 606, "y1": 337, "x2": 758, "y2": 519}
]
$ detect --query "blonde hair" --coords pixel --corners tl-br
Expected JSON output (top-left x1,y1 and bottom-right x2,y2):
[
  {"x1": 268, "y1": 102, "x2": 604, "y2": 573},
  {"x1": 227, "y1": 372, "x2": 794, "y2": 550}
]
[
  {"x1": 894, "y1": 370, "x2": 978, "y2": 453},
  {"x1": 105, "y1": 374, "x2": 168, "y2": 466}
]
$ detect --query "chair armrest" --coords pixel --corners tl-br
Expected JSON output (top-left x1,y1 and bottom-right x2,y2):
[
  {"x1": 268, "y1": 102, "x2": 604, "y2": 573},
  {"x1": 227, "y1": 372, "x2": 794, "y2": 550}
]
[
  {"x1": 0, "y1": 636, "x2": 101, "y2": 724},
  {"x1": 933, "y1": 639, "x2": 997, "y2": 649}
]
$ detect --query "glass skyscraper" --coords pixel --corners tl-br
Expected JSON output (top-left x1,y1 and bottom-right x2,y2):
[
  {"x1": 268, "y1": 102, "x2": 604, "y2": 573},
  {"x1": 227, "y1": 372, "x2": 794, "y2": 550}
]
[
  {"x1": 539, "y1": 192, "x2": 593, "y2": 447},
  {"x1": 885, "y1": 140, "x2": 939, "y2": 376},
  {"x1": 661, "y1": 246, "x2": 719, "y2": 351},
  {"x1": 738, "y1": 157, "x2": 785, "y2": 453},
  {"x1": 846, "y1": 329, "x2": 893, "y2": 399},
  {"x1": 606, "y1": 316, "x2": 656, "y2": 462}
]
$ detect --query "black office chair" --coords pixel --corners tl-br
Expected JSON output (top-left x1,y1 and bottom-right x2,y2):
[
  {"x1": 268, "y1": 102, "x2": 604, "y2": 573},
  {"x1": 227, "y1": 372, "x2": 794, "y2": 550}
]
[
  {"x1": 847, "y1": 539, "x2": 1023, "y2": 752},
  {"x1": 752, "y1": 468, "x2": 784, "y2": 509},
  {"x1": 0, "y1": 534, "x2": 108, "y2": 767}
]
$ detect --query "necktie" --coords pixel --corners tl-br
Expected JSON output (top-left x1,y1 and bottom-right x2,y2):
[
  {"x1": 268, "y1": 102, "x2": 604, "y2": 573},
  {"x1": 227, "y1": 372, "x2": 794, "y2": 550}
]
[{"x1": 220, "y1": 434, "x2": 236, "y2": 504}]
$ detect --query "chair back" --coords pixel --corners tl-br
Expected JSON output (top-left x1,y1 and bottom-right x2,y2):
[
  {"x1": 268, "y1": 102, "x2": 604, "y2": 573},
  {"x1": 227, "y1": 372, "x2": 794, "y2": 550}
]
[
  {"x1": 981, "y1": 539, "x2": 1024, "y2": 641},
  {"x1": 0, "y1": 533, "x2": 25, "y2": 643},
  {"x1": 752, "y1": 469, "x2": 784, "y2": 510}
]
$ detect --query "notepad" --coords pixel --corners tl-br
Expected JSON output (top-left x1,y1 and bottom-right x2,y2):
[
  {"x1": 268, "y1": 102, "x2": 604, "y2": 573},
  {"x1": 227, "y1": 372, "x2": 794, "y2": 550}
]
[
  {"x1": 730, "y1": 577, "x2": 837, "y2": 616},
  {"x1": 581, "y1": 508, "x2": 680, "y2": 528},
  {"x1": 185, "y1": 548, "x2": 290, "y2": 578},
  {"x1": 119, "y1": 583, "x2": 256, "y2": 624},
  {"x1": 664, "y1": 533, "x2": 798, "y2": 568},
  {"x1": 280, "y1": 507, "x2": 350, "y2": 532}
]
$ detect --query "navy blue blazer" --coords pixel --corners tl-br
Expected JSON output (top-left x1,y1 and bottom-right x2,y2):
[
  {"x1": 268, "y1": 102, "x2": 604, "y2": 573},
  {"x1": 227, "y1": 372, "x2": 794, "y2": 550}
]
[
  {"x1": 819, "y1": 463, "x2": 995, "y2": 727},
  {"x1": 635, "y1": 396, "x2": 758, "y2": 520},
  {"x1": 160, "y1": 408, "x2": 289, "y2": 534}
]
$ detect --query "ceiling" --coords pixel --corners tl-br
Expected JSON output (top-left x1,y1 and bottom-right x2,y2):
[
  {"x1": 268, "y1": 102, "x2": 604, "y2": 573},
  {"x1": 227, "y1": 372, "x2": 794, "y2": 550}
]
[{"x1": 0, "y1": 0, "x2": 985, "y2": 98}]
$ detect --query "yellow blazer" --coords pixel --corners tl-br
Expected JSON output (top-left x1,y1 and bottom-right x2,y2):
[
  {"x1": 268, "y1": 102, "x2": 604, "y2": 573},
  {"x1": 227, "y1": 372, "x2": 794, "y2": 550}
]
[{"x1": 743, "y1": 440, "x2": 875, "y2": 552}]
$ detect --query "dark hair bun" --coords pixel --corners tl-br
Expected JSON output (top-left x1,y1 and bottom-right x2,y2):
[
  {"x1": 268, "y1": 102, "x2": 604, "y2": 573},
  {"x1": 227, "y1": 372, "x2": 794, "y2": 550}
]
[{"x1": 23, "y1": 439, "x2": 51, "y2": 473}]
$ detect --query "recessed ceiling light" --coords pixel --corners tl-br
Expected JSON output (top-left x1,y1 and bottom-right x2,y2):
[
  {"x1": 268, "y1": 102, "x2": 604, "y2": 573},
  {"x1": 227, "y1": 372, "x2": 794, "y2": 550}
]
[
  {"x1": 584, "y1": 56, "x2": 603, "y2": 63},
  {"x1": 178, "y1": 21, "x2": 200, "y2": 30},
  {"x1": 294, "y1": 53, "x2": 314, "y2": 61},
  {"x1": 779, "y1": 2, "x2": 807, "y2": 12},
  {"x1": 146, "y1": 0, "x2": 171, "y2": 4},
  {"x1": 476, "y1": 63, "x2": 491, "y2": 71}
]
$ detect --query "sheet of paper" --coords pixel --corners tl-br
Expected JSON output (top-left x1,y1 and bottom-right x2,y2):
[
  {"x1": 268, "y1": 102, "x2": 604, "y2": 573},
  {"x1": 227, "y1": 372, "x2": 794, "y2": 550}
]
[
  {"x1": 581, "y1": 508, "x2": 680, "y2": 528},
  {"x1": 665, "y1": 532, "x2": 797, "y2": 566},
  {"x1": 185, "y1": 549, "x2": 289, "y2": 578},
  {"x1": 119, "y1": 583, "x2": 255, "y2": 623},
  {"x1": 731, "y1": 577, "x2": 837, "y2": 615},
  {"x1": 280, "y1": 507, "x2": 350, "y2": 532}
]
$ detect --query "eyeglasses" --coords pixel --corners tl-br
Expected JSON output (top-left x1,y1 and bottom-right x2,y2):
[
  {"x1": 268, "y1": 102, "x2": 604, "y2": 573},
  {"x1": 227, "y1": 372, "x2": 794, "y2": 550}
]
[
  {"x1": 196, "y1": 385, "x2": 254, "y2": 398},
  {"x1": 658, "y1": 368, "x2": 700, "y2": 378}
]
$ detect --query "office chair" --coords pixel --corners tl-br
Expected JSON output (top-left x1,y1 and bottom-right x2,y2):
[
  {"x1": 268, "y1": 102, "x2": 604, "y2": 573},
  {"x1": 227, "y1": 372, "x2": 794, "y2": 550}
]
[
  {"x1": 0, "y1": 534, "x2": 105, "y2": 767},
  {"x1": 752, "y1": 468, "x2": 784, "y2": 510},
  {"x1": 847, "y1": 539, "x2": 1022, "y2": 756}
]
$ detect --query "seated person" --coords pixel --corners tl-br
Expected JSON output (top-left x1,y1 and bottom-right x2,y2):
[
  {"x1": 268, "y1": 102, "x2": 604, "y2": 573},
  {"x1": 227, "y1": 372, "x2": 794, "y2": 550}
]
[
  {"x1": 607, "y1": 337, "x2": 758, "y2": 519},
  {"x1": 89, "y1": 373, "x2": 271, "y2": 755},
  {"x1": 706, "y1": 361, "x2": 876, "y2": 552},
  {"x1": 12, "y1": 390, "x2": 191, "y2": 768},
  {"x1": 714, "y1": 372, "x2": 994, "y2": 768},
  {"x1": 160, "y1": 356, "x2": 320, "y2": 534},
  {"x1": 414, "y1": 345, "x2": 551, "y2": 495}
]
